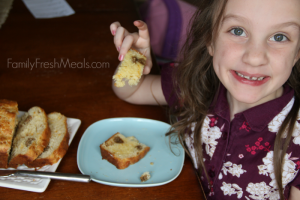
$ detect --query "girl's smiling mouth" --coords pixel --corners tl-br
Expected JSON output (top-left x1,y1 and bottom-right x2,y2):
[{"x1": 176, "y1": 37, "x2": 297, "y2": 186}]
[{"x1": 231, "y1": 70, "x2": 270, "y2": 86}]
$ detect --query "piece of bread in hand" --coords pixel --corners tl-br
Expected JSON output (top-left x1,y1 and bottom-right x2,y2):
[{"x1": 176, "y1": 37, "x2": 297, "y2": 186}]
[
  {"x1": 0, "y1": 99, "x2": 18, "y2": 168},
  {"x1": 27, "y1": 112, "x2": 69, "y2": 168},
  {"x1": 100, "y1": 132, "x2": 150, "y2": 169},
  {"x1": 113, "y1": 49, "x2": 147, "y2": 87},
  {"x1": 8, "y1": 106, "x2": 51, "y2": 168}
]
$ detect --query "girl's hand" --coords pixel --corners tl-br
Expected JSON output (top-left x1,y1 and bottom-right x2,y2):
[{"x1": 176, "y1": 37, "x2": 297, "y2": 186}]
[{"x1": 110, "y1": 20, "x2": 152, "y2": 74}]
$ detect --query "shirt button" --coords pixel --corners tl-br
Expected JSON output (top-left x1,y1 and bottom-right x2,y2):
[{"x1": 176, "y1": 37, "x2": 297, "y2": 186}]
[{"x1": 222, "y1": 132, "x2": 227, "y2": 140}]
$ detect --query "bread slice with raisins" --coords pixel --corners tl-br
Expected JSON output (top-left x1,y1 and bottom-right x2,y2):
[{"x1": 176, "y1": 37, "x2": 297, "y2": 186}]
[
  {"x1": 8, "y1": 106, "x2": 51, "y2": 168},
  {"x1": 113, "y1": 48, "x2": 146, "y2": 87},
  {"x1": 27, "y1": 112, "x2": 69, "y2": 168},
  {"x1": 100, "y1": 132, "x2": 150, "y2": 169},
  {"x1": 0, "y1": 99, "x2": 18, "y2": 168}
]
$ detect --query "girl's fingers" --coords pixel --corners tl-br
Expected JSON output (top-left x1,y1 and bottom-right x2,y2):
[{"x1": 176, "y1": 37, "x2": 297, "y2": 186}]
[
  {"x1": 133, "y1": 20, "x2": 150, "y2": 41},
  {"x1": 143, "y1": 65, "x2": 151, "y2": 75},
  {"x1": 114, "y1": 26, "x2": 129, "y2": 52},
  {"x1": 111, "y1": 21, "x2": 152, "y2": 73},
  {"x1": 118, "y1": 34, "x2": 137, "y2": 61},
  {"x1": 139, "y1": 48, "x2": 152, "y2": 74},
  {"x1": 110, "y1": 21, "x2": 121, "y2": 36},
  {"x1": 110, "y1": 21, "x2": 129, "y2": 36}
]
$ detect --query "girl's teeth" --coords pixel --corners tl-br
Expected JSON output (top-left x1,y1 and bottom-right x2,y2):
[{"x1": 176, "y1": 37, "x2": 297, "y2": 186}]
[
  {"x1": 236, "y1": 71, "x2": 264, "y2": 81},
  {"x1": 257, "y1": 77, "x2": 264, "y2": 81},
  {"x1": 237, "y1": 72, "x2": 244, "y2": 78}
]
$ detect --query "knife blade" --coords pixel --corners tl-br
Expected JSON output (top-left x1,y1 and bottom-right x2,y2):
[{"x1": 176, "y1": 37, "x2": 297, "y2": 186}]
[{"x1": 0, "y1": 170, "x2": 91, "y2": 182}]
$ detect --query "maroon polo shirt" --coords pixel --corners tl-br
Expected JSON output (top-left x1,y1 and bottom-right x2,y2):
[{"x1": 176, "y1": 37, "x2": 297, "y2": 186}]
[{"x1": 161, "y1": 64, "x2": 300, "y2": 200}]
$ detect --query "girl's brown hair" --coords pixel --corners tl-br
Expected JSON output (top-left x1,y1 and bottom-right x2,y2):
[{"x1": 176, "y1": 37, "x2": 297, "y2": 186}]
[{"x1": 166, "y1": 0, "x2": 300, "y2": 199}]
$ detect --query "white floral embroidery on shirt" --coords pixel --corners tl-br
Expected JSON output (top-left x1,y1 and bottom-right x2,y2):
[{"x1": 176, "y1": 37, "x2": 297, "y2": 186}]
[
  {"x1": 268, "y1": 97, "x2": 300, "y2": 145},
  {"x1": 268, "y1": 98, "x2": 294, "y2": 133},
  {"x1": 220, "y1": 182, "x2": 243, "y2": 199},
  {"x1": 185, "y1": 116, "x2": 222, "y2": 167},
  {"x1": 258, "y1": 151, "x2": 298, "y2": 189},
  {"x1": 220, "y1": 161, "x2": 247, "y2": 179},
  {"x1": 200, "y1": 116, "x2": 223, "y2": 159},
  {"x1": 246, "y1": 182, "x2": 280, "y2": 200},
  {"x1": 185, "y1": 124, "x2": 198, "y2": 169}
]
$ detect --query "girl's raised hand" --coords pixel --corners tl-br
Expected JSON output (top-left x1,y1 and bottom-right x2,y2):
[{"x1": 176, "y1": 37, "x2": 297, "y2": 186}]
[{"x1": 110, "y1": 20, "x2": 152, "y2": 74}]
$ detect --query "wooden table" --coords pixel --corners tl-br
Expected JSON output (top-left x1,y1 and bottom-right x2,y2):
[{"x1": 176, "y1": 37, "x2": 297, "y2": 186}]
[{"x1": 0, "y1": 0, "x2": 204, "y2": 199}]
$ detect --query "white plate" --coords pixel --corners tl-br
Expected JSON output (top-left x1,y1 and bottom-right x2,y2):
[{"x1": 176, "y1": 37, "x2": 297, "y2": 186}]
[
  {"x1": 0, "y1": 111, "x2": 81, "y2": 193},
  {"x1": 77, "y1": 117, "x2": 184, "y2": 187}
]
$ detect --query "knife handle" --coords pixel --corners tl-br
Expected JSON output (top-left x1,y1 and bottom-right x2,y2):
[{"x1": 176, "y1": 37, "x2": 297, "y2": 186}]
[{"x1": 16, "y1": 170, "x2": 91, "y2": 183}]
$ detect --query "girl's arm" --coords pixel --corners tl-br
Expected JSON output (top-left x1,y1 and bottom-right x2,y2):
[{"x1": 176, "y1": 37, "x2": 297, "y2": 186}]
[
  {"x1": 110, "y1": 21, "x2": 167, "y2": 105},
  {"x1": 113, "y1": 73, "x2": 166, "y2": 105},
  {"x1": 289, "y1": 186, "x2": 300, "y2": 200}
]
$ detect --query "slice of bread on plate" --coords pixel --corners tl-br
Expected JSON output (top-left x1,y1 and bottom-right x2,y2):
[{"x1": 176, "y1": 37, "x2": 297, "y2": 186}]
[
  {"x1": 100, "y1": 132, "x2": 150, "y2": 169},
  {"x1": 27, "y1": 112, "x2": 69, "y2": 168},
  {"x1": 0, "y1": 99, "x2": 18, "y2": 168},
  {"x1": 113, "y1": 48, "x2": 146, "y2": 87},
  {"x1": 8, "y1": 106, "x2": 51, "y2": 168}
]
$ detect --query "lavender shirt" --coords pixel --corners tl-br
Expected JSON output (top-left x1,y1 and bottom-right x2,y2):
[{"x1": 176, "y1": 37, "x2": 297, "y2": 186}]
[{"x1": 161, "y1": 64, "x2": 300, "y2": 200}]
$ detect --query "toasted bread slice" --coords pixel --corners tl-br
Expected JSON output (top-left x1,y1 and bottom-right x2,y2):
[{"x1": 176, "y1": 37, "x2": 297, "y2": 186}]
[
  {"x1": 8, "y1": 106, "x2": 51, "y2": 168},
  {"x1": 100, "y1": 132, "x2": 150, "y2": 169},
  {"x1": 0, "y1": 99, "x2": 18, "y2": 168},
  {"x1": 113, "y1": 48, "x2": 146, "y2": 87},
  {"x1": 27, "y1": 112, "x2": 69, "y2": 168}
]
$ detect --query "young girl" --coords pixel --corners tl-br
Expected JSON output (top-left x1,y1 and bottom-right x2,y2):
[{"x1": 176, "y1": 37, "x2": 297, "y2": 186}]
[{"x1": 110, "y1": 0, "x2": 300, "y2": 199}]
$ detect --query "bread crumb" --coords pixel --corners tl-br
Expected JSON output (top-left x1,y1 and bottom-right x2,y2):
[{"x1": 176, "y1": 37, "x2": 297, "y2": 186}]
[
  {"x1": 140, "y1": 172, "x2": 151, "y2": 182},
  {"x1": 150, "y1": 162, "x2": 154, "y2": 165}
]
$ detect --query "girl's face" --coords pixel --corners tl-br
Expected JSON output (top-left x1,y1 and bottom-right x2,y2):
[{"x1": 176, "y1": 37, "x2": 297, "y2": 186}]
[{"x1": 208, "y1": 0, "x2": 300, "y2": 110}]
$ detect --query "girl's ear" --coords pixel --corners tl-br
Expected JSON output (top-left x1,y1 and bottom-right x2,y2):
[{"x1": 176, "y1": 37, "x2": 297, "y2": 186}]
[{"x1": 207, "y1": 43, "x2": 214, "y2": 56}]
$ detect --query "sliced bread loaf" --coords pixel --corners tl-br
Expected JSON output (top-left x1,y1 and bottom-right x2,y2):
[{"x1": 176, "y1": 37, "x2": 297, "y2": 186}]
[
  {"x1": 100, "y1": 132, "x2": 150, "y2": 169},
  {"x1": 27, "y1": 112, "x2": 69, "y2": 168},
  {"x1": 0, "y1": 99, "x2": 18, "y2": 168},
  {"x1": 8, "y1": 106, "x2": 51, "y2": 168},
  {"x1": 113, "y1": 48, "x2": 146, "y2": 87}
]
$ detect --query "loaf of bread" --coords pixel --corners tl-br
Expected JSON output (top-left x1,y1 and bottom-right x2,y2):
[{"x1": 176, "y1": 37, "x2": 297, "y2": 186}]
[
  {"x1": 100, "y1": 132, "x2": 150, "y2": 169},
  {"x1": 27, "y1": 112, "x2": 69, "y2": 168},
  {"x1": 113, "y1": 48, "x2": 147, "y2": 87},
  {"x1": 8, "y1": 106, "x2": 51, "y2": 168},
  {"x1": 0, "y1": 99, "x2": 18, "y2": 168}
]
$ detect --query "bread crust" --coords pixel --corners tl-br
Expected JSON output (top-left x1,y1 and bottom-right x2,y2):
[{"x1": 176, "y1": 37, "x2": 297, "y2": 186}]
[
  {"x1": 130, "y1": 48, "x2": 145, "y2": 56},
  {"x1": 100, "y1": 132, "x2": 150, "y2": 169},
  {"x1": 0, "y1": 99, "x2": 18, "y2": 168},
  {"x1": 0, "y1": 152, "x2": 9, "y2": 168},
  {"x1": 8, "y1": 126, "x2": 51, "y2": 168},
  {"x1": 27, "y1": 112, "x2": 69, "y2": 168},
  {"x1": 8, "y1": 107, "x2": 51, "y2": 168},
  {"x1": 27, "y1": 132, "x2": 69, "y2": 168},
  {"x1": 0, "y1": 99, "x2": 18, "y2": 112}
]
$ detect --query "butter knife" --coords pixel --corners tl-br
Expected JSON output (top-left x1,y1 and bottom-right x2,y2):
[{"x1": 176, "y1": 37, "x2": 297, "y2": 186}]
[{"x1": 0, "y1": 170, "x2": 91, "y2": 183}]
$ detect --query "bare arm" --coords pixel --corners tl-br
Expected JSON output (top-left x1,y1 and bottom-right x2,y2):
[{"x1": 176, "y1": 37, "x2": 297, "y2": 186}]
[
  {"x1": 289, "y1": 186, "x2": 300, "y2": 200},
  {"x1": 112, "y1": 71, "x2": 166, "y2": 105}
]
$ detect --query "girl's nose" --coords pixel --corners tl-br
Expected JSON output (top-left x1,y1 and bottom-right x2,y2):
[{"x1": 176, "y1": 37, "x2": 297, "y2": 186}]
[{"x1": 242, "y1": 40, "x2": 269, "y2": 67}]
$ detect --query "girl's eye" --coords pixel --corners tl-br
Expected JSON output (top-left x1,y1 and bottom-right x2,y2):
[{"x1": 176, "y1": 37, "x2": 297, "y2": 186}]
[
  {"x1": 270, "y1": 34, "x2": 288, "y2": 42},
  {"x1": 230, "y1": 28, "x2": 246, "y2": 36}
]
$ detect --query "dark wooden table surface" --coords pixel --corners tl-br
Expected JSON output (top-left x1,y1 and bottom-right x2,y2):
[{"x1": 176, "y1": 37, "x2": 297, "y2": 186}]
[{"x1": 0, "y1": 0, "x2": 204, "y2": 199}]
